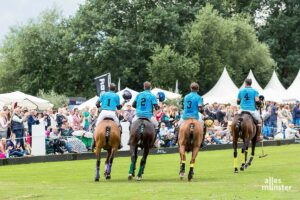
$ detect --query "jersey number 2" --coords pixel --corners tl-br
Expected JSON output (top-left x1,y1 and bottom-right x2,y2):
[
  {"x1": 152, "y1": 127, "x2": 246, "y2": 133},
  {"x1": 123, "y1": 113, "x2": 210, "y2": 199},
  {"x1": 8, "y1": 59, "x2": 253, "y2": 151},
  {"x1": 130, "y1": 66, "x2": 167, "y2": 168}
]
[{"x1": 141, "y1": 98, "x2": 146, "y2": 106}]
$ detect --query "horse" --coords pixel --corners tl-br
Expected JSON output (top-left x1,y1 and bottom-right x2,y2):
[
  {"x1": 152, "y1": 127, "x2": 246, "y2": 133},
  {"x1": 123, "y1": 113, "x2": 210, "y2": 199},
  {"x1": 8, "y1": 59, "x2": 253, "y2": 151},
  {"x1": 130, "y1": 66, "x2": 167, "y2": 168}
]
[
  {"x1": 178, "y1": 118, "x2": 204, "y2": 181},
  {"x1": 127, "y1": 118, "x2": 156, "y2": 181},
  {"x1": 231, "y1": 112, "x2": 258, "y2": 173},
  {"x1": 94, "y1": 118, "x2": 121, "y2": 181}
]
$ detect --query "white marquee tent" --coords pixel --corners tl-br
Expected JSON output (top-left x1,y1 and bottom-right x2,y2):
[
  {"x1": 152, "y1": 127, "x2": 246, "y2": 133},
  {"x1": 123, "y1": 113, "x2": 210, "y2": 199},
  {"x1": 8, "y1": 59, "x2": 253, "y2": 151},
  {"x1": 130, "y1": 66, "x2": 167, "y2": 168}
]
[
  {"x1": 0, "y1": 91, "x2": 53, "y2": 110},
  {"x1": 263, "y1": 71, "x2": 287, "y2": 102},
  {"x1": 203, "y1": 68, "x2": 238, "y2": 104},
  {"x1": 240, "y1": 69, "x2": 264, "y2": 95},
  {"x1": 284, "y1": 69, "x2": 300, "y2": 101},
  {"x1": 151, "y1": 88, "x2": 181, "y2": 100}
]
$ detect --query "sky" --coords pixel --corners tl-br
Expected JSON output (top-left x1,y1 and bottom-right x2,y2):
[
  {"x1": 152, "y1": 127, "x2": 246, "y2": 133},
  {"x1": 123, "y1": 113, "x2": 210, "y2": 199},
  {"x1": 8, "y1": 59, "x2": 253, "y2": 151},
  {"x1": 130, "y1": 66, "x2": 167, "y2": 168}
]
[{"x1": 0, "y1": 0, "x2": 86, "y2": 43}]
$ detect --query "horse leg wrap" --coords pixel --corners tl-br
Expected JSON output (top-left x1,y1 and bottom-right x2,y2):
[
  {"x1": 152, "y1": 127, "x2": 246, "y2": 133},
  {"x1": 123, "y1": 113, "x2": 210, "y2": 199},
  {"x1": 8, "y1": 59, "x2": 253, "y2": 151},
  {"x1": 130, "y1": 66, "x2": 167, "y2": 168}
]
[
  {"x1": 233, "y1": 157, "x2": 238, "y2": 168},
  {"x1": 180, "y1": 162, "x2": 186, "y2": 173},
  {"x1": 129, "y1": 163, "x2": 134, "y2": 174},
  {"x1": 95, "y1": 161, "x2": 100, "y2": 179},
  {"x1": 188, "y1": 167, "x2": 194, "y2": 180},
  {"x1": 241, "y1": 152, "x2": 245, "y2": 164}
]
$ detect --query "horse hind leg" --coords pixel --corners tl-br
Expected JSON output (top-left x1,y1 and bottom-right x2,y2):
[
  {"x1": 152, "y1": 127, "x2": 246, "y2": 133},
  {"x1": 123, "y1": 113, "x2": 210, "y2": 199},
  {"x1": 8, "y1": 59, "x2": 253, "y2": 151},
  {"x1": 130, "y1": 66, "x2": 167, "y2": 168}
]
[
  {"x1": 128, "y1": 145, "x2": 138, "y2": 180},
  {"x1": 233, "y1": 140, "x2": 238, "y2": 173},
  {"x1": 95, "y1": 148, "x2": 101, "y2": 182},
  {"x1": 179, "y1": 145, "x2": 186, "y2": 180},
  {"x1": 105, "y1": 148, "x2": 115, "y2": 180},
  {"x1": 188, "y1": 146, "x2": 199, "y2": 181},
  {"x1": 246, "y1": 136, "x2": 257, "y2": 167},
  {"x1": 137, "y1": 146, "x2": 149, "y2": 181}
]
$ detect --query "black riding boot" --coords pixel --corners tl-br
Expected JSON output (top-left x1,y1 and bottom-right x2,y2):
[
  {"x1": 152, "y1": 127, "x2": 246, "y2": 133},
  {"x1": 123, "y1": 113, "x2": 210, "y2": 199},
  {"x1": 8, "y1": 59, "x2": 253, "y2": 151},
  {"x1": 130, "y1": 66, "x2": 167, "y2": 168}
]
[
  {"x1": 200, "y1": 125, "x2": 207, "y2": 148},
  {"x1": 172, "y1": 125, "x2": 179, "y2": 146},
  {"x1": 118, "y1": 125, "x2": 123, "y2": 149}
]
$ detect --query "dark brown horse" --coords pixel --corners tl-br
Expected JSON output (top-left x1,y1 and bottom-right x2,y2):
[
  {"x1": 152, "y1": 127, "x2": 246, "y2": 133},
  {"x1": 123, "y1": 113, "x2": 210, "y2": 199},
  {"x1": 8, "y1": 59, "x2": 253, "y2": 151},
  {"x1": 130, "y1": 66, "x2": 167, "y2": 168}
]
[
  {"x1": 94, "y1": 119, "x2": 120, "y2": 181},
  {"x1": 178, "y1": 119, "x2": 204, "y2": 181},
  {"x1": 231, "y1": 112, "x2": 258, "y2": 173},
  {"x1": 128, "y1": 118, "x2": 156, "y2": 181}
]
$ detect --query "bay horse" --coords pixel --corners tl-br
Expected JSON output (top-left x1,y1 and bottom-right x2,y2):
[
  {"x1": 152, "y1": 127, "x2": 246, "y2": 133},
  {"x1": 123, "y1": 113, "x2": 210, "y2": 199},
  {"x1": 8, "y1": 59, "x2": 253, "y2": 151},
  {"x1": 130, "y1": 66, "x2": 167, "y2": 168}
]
[
  {"x1": 128, "y1": 118, "x2": 156, "y2": 181},
  {"x1": 178, "y1": 118, "x2": 204, "y2": 181},
  {"x1": 94, "y1": 118, "x2": 120, "y2": 181},
  {"x1": 231, "y1": 112, "x2": 258, "y2": 173}
]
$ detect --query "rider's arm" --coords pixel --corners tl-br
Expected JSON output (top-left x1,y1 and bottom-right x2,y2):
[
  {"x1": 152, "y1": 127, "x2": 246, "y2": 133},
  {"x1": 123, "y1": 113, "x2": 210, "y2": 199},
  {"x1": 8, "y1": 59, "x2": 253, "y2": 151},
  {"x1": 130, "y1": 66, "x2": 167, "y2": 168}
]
[
  {"x1": 153, "y1": 104, "x2": 160, "y2": 111},
  {"x1": 132, "y1": 100, "x2": 137, "y2": 108},
  {"x1": 198, "y1": 106, "x2": 204, "y2": 114}
]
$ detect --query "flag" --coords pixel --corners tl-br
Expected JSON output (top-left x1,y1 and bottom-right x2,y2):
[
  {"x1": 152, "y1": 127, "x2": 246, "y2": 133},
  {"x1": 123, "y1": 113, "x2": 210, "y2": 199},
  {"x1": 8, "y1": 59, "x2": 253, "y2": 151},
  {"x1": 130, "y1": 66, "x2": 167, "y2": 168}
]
[{"x1": 94, "y1": 73, "x2": 111, "y2": 96}]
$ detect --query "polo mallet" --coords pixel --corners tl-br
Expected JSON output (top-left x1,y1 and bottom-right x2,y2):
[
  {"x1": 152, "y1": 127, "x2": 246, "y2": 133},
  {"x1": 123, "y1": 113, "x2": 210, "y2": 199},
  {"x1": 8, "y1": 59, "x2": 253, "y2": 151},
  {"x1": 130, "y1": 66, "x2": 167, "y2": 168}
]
[{"x1": 258, "y1": 95, "x2": 268, "y2": 158}]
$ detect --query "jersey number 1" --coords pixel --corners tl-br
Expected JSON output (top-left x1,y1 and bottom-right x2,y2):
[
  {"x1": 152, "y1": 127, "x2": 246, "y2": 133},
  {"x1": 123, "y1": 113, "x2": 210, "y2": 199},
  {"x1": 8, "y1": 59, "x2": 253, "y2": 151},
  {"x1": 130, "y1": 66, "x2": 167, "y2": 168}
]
[{"x1": 107, "y1": 99, "x2": 111, "y2": 106}]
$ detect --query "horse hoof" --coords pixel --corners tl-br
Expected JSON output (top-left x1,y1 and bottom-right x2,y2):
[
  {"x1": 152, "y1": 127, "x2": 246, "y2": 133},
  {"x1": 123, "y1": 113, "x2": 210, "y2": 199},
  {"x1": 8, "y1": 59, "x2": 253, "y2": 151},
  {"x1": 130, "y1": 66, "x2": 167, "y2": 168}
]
[
  {"x1": 188, "y1": 178, "x2": 193, "y2": 182},
  {"x1": 128, "y1": 174, "x2": 133, "y2": 180},
  {"x1": 240, "y1": 167, "x2": 244, "y2": 171},
  {"x1": 105, "y1": 175, "x2": 111, "y2": 180},
  {"x1": 179, "y1": 172, "x2": 185, "y2": 180},
  {"x1": 136, "y1": 176, "x2": 142, "y2": 181},
  {"x1": 234, "y1": 168, "x2": 238, "y2": 173},
  {"x1": 95, "y1": 178, "x2": 99, "y2": 182}
]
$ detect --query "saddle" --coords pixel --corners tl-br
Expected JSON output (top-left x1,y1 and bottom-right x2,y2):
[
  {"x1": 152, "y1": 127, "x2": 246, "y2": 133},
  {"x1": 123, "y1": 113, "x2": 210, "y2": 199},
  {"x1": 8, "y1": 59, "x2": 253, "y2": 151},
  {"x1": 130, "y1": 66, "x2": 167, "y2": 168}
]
[
  {"x1": 240, "y1": 111, "x2": 258, "y2": 125},
  {"x1": 104, "y1": 117, "x2": 114, "y2": 121},
  {"x1": 137, "y1": 117, "x2": 150, "y2": 122}
]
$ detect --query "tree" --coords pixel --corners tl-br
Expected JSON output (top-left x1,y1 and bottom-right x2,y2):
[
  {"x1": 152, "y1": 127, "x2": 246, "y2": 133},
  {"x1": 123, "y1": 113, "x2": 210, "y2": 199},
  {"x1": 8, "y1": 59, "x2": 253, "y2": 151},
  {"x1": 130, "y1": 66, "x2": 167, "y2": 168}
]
[
  {"x1": 258, "y1": 0, "x2": 300, "y2": 87},
  {"x1": 147, "y1": 45, "x2": 198, "y2": 93},
  {"x1": 183, "y1": 4, "x2": 275, "y2": 94},
  {"x1": 37, "y1": 89, "x2": 69, "y2": 109}
]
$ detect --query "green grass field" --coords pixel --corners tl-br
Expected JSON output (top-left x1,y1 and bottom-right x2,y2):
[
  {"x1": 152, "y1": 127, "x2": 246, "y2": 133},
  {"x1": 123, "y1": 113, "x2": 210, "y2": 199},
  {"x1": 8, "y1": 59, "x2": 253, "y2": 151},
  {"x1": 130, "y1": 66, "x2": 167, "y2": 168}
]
[{"x1": 0, "y1": 144, "x2": 299, "y2": 200}]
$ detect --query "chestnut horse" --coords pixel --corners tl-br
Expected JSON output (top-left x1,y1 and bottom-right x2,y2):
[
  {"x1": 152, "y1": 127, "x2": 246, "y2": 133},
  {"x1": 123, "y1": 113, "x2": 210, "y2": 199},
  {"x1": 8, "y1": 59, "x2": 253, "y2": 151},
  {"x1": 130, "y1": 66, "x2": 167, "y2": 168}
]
[
  {"x1": 231, "y1": 112, "x2": 258, "y2": 173},
  {"x1": 94, "y1": 119, "x2": 120, "y2": 181},
  {"x1": 178, "y1": 119, "x2": 204, "y2": 181},
  {"x1": 127, "y1": 118, "x2": 156, "y2": 181}
]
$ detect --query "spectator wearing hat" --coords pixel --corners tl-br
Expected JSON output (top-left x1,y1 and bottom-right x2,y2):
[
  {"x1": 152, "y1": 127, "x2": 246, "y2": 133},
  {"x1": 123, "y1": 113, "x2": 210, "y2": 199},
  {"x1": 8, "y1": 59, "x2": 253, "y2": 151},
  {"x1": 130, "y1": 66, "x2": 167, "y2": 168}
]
[{"x1": 123, "y1": 103, "x2": 135, "y2": 124}]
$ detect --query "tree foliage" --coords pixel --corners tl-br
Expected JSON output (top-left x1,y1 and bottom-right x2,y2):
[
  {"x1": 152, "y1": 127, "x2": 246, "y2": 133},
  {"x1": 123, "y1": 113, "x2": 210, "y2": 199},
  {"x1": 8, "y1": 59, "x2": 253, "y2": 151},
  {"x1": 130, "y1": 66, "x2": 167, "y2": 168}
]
[{"x1": 0, "y1": 0, "x2": 294, "y2": 98}]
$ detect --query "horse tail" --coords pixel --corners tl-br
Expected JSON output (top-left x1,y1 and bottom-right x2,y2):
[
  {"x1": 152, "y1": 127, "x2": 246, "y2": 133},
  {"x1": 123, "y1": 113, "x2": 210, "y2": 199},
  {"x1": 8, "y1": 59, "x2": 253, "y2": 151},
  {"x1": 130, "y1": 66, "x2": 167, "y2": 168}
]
[
  {"x1": 236, "y1": 117, "x2": 243, "y2": 138},
  {"x1": 138, "y1": 121, "x2": 145, "y2": 147},
  {"x1": 105, "y1": 126, "x2": 111, "y2": 144},
  {"x1": 188, "y1": 122, "x2": 195, "y2": 146}
]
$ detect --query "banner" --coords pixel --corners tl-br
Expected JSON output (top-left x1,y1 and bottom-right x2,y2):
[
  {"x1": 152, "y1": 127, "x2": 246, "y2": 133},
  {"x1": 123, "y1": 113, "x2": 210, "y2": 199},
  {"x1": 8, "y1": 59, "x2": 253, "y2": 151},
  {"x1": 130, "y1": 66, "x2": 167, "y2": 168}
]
[{"x1": 94, "y1": 73, "x2": 111, "y2": 95}]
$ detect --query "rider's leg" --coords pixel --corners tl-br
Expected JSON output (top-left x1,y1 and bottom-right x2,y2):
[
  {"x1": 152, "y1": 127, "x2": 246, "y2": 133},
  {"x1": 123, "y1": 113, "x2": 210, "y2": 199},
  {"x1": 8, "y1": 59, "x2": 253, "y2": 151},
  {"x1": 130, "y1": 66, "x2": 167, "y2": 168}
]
[
  {"x1": 198, "y1": 118, "x2": 206, "y2": 148},
  {"x1": 150, "y1": 117, "x2": 159, "y2": 147},
  {"x1": 172, "y1": 118, "x2": 183, "y2": 145},
  {"x1": 252, "y1": 111, "x2": 262, "y2": 141}
]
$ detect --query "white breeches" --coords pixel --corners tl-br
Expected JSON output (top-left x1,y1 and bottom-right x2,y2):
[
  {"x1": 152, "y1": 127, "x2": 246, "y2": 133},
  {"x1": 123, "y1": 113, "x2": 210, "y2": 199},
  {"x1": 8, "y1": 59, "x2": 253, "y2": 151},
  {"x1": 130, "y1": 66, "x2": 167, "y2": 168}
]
[{"x1": 96, "y1": 110, "x2": 119, "y2": 126}]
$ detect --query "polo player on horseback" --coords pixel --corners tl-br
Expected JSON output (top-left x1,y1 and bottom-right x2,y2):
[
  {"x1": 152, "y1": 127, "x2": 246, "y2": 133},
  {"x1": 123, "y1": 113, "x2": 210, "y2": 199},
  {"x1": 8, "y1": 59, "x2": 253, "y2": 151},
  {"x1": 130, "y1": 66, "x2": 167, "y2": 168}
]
[
  {"x1": 131, "y1": 81, "x2": 160, "y2": 132},
  {"x1": 173, "y1": 82, "x2": 205, "y2": 145},
  {"x1": 237, "y1": 78, "x2": 262, "y2": 140},
  {"x1": 95, "y1": 83, "x2": 126, "y2": 148}
]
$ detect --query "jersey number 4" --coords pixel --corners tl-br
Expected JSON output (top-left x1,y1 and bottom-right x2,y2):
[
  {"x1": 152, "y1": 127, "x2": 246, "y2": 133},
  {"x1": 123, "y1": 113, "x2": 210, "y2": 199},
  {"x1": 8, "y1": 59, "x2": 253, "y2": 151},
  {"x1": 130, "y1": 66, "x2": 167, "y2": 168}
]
[{"x1": 244, "y1": 93, "x2": 250, "y2": 101}]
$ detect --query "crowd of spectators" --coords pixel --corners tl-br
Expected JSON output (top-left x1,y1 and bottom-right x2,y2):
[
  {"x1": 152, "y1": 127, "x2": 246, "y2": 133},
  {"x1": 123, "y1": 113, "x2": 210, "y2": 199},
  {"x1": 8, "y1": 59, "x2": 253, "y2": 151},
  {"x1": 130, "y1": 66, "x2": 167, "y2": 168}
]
[{"x1": 0, "y1": 100, "x2": 300, "y2": 159}]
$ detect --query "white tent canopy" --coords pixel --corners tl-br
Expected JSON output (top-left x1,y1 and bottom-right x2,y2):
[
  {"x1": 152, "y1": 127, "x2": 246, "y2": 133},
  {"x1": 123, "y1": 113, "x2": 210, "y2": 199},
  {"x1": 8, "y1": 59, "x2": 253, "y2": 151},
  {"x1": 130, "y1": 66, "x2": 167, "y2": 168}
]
[
  {"x1": 77, "y1": 96, "x2": 99, "y2": 110},
  {"x1": 78, "y1": 87, "x2": 139, "y2": 110},
  {"x1": 0, "y1": 91, "x2": 53, "y2": 110},
  {"x1": 263, "y1": 71, "x2": 287, "y2": 102},
  {"x1": 203, "y1": 67, "x2": 239, "y2": 104},
  {"x1": 151, "y1": 88, "x2": 181, "y2": 100},
  {"x1": 285, "y1": 69, "x2": 300, "y2": 101},
  {"x1": 240, "y1": 69, "x2": 264, "y2": 95}
]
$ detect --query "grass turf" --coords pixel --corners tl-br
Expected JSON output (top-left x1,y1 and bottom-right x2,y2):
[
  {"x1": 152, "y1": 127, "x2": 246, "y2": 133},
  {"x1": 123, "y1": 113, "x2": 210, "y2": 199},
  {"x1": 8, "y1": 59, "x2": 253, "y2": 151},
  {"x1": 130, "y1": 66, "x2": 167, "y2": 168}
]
[{"x1": 0, "y1": 144, "x2": 299, "y2": 200}]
